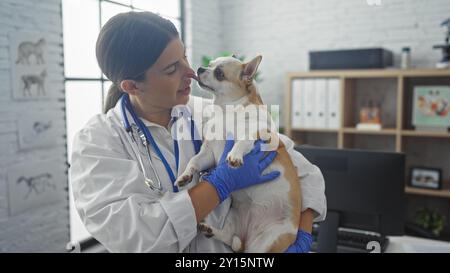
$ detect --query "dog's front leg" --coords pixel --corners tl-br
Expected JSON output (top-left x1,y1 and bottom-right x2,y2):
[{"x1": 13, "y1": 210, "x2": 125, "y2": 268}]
[
  {"x1": 175, "y1": 141, "x2": 216, "y2": 187},
  {"x1": 226, "y1": 140, "x2": 254, "y2": 168}
]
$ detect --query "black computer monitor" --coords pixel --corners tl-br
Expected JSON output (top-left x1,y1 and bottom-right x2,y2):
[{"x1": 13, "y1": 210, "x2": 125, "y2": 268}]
[{"x1": 295, "y1": 146, "x2": 406, "y2": 253}]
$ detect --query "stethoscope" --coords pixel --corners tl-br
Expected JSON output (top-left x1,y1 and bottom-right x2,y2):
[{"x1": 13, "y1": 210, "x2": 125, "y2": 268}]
[{"x1": 120, "y1": 93, "x2": 202, "y2": 195}]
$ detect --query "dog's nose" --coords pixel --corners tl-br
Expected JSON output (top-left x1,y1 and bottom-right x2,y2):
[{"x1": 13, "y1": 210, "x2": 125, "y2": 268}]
[{"x1": 197, "y1": 67, "x2": 206, "y2": 75}]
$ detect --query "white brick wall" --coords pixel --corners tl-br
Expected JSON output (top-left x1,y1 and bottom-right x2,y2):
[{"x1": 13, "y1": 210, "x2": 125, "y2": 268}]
[
  {"x1": 188, "y1": 0, "x2": 450, "y2": 127},
  {"x1": 0, "y1": 0, "x2": 69, "y2": 252}
]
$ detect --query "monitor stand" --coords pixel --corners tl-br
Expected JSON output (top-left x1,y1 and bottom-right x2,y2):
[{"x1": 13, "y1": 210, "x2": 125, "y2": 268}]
[{"x1": 316, "y1": 211, "x2": 340, "y2": 253}]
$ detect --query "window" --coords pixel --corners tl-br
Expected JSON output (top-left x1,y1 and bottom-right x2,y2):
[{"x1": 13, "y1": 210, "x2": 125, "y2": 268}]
[{"x1": 62, "y1": 0, "x2": 183, "y2": 244}]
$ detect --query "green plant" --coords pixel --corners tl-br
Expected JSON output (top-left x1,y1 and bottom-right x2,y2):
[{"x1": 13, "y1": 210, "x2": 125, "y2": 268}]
[
  {"x1": 201, "y1": 51, "x2": 263, "y2": 83},
  {"x1": 413, "y1": 207, "x2": 446, "y2": 237}
]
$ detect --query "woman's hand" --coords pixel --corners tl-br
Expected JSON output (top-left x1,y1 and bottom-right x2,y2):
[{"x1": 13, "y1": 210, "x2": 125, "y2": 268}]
[
  {"x1": 203, "y1": 137, "x2": 280, "y2": 203},
  {"x1": 284, "y1": 230, "x2": 313, "y2": 253}
]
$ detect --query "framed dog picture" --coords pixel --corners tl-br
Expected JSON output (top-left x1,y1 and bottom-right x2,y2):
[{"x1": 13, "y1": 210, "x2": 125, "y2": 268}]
[
  {"x1": 9, "y1": 31, "x2": 50, "y2": 100},
  {"x1": 17, "y1": 110, "x2": 59, "y2": 150},
  {"x1": 409, "y1": 166, "x2": 443, "y2": 190},
  {"x1": 6, "y1": 159, "x2": 65, "y2": 216}
]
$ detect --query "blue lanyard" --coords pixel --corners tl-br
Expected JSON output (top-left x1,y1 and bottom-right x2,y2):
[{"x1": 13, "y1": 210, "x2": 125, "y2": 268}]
[
  {"x1": 172, "y1": 117, "x2": 202, "y2": 178},
  {"x1": 121, "y1": 94, "x2": 201, "y2": 192}
]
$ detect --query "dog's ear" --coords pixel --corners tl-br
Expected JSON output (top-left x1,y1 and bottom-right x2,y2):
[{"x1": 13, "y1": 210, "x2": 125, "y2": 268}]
[{"x1": 242, "y1": 55, "x2": 262, "y2": 82}]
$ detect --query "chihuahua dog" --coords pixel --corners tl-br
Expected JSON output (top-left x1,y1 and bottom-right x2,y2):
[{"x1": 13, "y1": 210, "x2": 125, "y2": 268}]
[{"x1": 175, "y1": 55, "x2": 301, "y2": 253}]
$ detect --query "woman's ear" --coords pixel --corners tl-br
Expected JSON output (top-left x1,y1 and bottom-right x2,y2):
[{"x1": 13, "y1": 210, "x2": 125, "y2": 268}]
[{"x1": 120, "y1": 79, "x2": 140, "y2": 96}]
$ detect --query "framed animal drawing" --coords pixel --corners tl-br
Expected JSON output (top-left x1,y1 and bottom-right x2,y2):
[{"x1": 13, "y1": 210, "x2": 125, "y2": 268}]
[
  {"x1": 17, "y1": 110, "x2": 60, "y2": 150},
  {"x1": 9, "y1": 31, "x2": 50, "y2": 100},
  {"x1": 6, "y1": 160, "x2": 65, "y2": 216}
]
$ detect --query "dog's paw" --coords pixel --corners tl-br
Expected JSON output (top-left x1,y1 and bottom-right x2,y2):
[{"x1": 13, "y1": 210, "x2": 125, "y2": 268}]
[
  {"x1": 175, "y1": 173, "x2": 193, "y2": 188},
  {"x1": 175, "y1": 167, "x2": 197, "y2": 187},
  {"x1": 226, "y1": 153, "x2": 243, "y2": 168},
  {"x1": 198, "y1": 222, "x2": 214, "y2": 238}
]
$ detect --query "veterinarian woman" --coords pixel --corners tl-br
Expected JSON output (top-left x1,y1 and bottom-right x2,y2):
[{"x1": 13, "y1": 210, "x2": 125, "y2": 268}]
[{"x1": 69, "y1": 11, "x2": 326, "y2": 253}]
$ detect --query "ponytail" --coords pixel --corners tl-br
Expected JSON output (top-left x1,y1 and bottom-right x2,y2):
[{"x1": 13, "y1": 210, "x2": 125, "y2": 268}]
[{"x1": 104, "y1": 83, "x2": 123, "y2": 114}]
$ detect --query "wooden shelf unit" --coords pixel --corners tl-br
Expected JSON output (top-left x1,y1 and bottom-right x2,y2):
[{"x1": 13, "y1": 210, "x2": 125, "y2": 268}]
[
  {"x1": 285, "y1": 68, "x2": 450, "y2": 198},
  {"x1": 291, "y1": 128, "x2": 339, "y2": 133},
  {"x1": 405, "y1": 185, "x2": 450, "y2": 198},
  {"x1": 401, "y1": 130, "x2": 450, "y2": 138},
  {"x1": 343, "y1": 127, "x2": 397, "y2": 135}
]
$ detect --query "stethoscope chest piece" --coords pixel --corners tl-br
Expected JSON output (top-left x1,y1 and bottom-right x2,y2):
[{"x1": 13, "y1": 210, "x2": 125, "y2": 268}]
[{"x1": 144, "y1": 177, "x2": 163, "y2": 196}]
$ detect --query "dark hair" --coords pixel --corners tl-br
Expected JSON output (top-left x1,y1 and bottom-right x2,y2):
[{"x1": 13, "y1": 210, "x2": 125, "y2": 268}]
[{"x1": 96, "y1": 11, "x2": 179, "y2": 113}]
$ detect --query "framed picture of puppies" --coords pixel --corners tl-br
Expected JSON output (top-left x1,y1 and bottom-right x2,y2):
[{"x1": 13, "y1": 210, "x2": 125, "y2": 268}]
[
  {"x1": 9, "y1": 31, "x2": 50, "y2": 100},
  {"x1": 409, "y1": 166, "x2": 443, "y2": 190}
]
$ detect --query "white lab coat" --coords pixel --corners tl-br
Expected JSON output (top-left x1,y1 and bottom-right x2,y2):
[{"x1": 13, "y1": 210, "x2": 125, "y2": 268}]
[{"x1": 69, "y1": 95, "x2": 326, "y2": 253}]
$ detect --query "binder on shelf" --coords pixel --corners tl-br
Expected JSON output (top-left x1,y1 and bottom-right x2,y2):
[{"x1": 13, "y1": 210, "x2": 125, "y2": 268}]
[
  {"x1": 291, "y1": 79, "x2": 304, "y2": 129},
  {"x1": 327, "y1": 78, "x2": 341, "y2": 129},
  {"x1": 299, "y1": 80, "x2": 307, "y2": 128},
  {"x1": 314, "y1": 78, "x2": 328, "y2": 128},
  {"x1": 304, "y1": 79, "x2": 315, "y2": 128}
]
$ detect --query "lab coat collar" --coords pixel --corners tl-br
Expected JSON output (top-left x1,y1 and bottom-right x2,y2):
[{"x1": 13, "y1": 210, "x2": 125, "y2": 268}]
[{"x1": 113, "y1": 97, "x2": 191, "y2": 130}]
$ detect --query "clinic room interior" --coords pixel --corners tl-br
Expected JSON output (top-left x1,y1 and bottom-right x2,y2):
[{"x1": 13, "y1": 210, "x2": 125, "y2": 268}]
[{"x1": 1, "y1": 0, "x2": 450, "y2": 254}]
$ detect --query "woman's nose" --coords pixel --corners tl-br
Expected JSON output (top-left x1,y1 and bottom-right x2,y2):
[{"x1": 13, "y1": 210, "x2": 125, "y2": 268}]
[
  {"x1": 184, "y1": 67, "x2": 198, "y2": 81},
  {"x1": 179, "y1": 57, "x2": 199, "y2": 81}
]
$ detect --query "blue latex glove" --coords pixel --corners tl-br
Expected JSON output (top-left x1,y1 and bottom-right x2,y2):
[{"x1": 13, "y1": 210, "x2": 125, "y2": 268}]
[
  {"x1": 203, "y1": 138, "x2": 281, "y2": 203},
  {"x1": 285, "y1": 230, "x2": 313, "y2": 253}
]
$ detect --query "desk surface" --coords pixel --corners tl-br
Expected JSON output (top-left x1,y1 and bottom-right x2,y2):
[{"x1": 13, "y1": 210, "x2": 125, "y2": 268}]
[{"x1": 386, "y1": 236, "x2": 450, "y2": 253}]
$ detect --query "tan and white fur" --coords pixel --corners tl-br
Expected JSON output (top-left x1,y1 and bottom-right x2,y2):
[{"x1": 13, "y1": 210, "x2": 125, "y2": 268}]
[{"x1": 175, "y1": 55, "x2": 301, "y2": 253}]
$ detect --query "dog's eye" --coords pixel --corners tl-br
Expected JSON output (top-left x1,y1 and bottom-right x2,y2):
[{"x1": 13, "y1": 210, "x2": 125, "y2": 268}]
[{"x1": 214, "y1": 68, "x2": 225, "y2": 81}]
